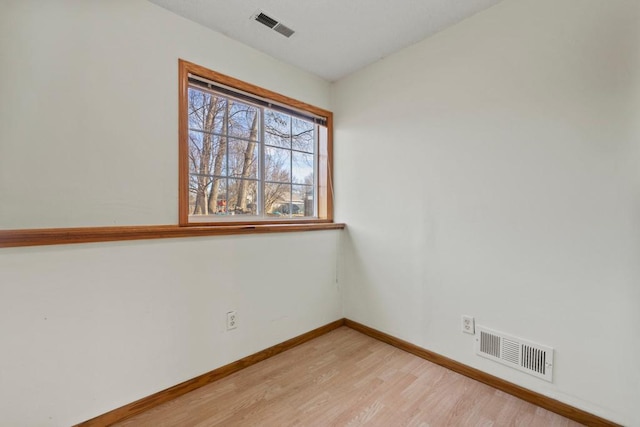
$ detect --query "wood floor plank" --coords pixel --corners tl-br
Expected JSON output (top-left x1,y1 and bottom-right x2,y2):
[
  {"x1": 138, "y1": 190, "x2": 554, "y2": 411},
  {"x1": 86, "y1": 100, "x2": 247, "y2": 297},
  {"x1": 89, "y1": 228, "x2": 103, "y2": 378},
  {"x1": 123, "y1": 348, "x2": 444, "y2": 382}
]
[{"x1": 114, "y1": 327, "x2": 584, "y2": 427}]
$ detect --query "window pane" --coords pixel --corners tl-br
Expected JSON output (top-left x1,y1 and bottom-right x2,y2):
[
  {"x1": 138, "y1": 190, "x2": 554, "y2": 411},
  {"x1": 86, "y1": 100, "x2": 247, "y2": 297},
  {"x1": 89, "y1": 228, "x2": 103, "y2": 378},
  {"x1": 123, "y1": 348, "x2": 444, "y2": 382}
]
[
  {"x1": 188, "y1": 131, "x2": 204, "y2": 175},
  {"x1": 292, "y1": 152, "x2": 314, "y2": 185},
  {"x1": 228, "y1": 179, "x2": 258, "y2": 216},
  {"x1": 228, "y1": 101, "x2": 258, "y2": 140},
  {"x1": 265, "y1": 183, "x2": 291, "y2": 216},
  {"x1": 188, "y1": 88, "x2": 226, "y2": 135},
  {"x1": 208, "y1": 135, "x2": 228, "y2": 178},
  {"x1": 189, "y1": 177, "x2": 228, "y2": 216},
  {"x1": 189, "y1": 174, "x2": 214, "y2": 215},
  {"x1": 292, "y1": 117, "x2": 314, "y2": 153},
  {"x1": 209, "y1": 178, "x2": 228, "y2": 215},
  {"x1": 189, "y1": 132, "x2": 224, "y2": 177},
  {"x1": 293, "y1": 184, "x2": 314, "y2": 217},
  {"x1": 228, "y1": 139, "x2": 258, "y2": 179},
  {"x1": 265, "y1": 146, "x2": 291, "y2": 183},
  {"x1": 265, "y1": 110, "x2": 291, "y2": 148}
]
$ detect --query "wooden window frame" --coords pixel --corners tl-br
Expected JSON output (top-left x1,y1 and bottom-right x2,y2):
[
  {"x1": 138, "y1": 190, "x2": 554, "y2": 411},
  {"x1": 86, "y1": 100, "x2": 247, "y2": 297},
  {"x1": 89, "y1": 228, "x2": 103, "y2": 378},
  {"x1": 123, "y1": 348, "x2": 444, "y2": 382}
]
[{"x1": 178, "y1": 59, "x2": 334, "y2": 227}]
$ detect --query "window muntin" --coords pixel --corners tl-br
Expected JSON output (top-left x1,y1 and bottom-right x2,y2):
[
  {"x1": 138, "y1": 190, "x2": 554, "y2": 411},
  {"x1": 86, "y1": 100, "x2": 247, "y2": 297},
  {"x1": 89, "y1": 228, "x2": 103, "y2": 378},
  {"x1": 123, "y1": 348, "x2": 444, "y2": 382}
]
[{"x1": 184, "y1": 75, "x2": 327, "y2": 224}]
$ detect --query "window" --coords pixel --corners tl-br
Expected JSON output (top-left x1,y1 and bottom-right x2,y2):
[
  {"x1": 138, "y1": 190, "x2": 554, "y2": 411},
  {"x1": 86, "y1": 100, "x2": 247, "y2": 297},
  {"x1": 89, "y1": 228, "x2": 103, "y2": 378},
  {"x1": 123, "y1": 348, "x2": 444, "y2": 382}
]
[{"x1": 179, "y1": 60, "x2": 333, "y2": 226}]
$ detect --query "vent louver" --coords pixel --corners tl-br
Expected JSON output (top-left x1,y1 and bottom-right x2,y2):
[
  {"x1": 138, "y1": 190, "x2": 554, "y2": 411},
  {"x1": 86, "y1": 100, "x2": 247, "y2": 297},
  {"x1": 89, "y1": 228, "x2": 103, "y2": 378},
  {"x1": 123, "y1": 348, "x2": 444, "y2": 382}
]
[
  {"x1": 253, "y1": 11, "x2": 295, "y2": 38},
  {"x1": 475, "y1": 326, "x2": 554, "y2": 382},
  {"x1": 273, "y1": 23, "x2": 295, "y2": 38},
  {"x1": 255, "y1": 12, "x2": 278, "y2": 29},
  {"x1": 480, "y1": 331, "x2": 500, "y2": 358}
]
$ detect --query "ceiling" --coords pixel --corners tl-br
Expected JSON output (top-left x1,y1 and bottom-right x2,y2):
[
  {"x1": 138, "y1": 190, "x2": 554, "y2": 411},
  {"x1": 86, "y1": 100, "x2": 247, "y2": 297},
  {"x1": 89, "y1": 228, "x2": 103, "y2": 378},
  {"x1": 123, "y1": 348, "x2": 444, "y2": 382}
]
[{"x1": 147, "y1": 0, "x2": 502, "y2": 82}]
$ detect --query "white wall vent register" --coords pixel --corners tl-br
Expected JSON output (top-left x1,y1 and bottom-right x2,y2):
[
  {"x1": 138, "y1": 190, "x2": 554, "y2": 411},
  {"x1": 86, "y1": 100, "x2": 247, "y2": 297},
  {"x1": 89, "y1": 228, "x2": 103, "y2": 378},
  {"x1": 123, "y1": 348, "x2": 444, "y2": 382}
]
[{"x1": 475, "y1": 326, "x2": 554, "y2": 382}]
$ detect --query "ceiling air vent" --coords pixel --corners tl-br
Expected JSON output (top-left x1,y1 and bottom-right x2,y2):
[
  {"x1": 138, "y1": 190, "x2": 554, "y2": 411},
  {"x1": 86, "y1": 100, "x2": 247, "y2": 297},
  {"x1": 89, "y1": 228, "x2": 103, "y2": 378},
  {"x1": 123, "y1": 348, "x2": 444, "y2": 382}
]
[
  {"x1": 255, "y1": 12, "x2": 278, "y2": 29},
  {"x1": 253, "y1": 11, "x2": 295, "y2": 38},
  {"x1": 475, "y1": 326, "x2": 554, "y2": 382}
]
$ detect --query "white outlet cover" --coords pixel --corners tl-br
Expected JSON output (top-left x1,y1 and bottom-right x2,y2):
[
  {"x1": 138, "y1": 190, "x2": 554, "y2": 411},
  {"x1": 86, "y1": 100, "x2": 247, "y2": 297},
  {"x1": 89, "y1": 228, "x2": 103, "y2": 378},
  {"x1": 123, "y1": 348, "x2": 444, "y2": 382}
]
[
  {"x1": 462, "y1": 315, "x2": 475, "y2": 334},
  {"x1": 227, "y1": 311, "x2": 237, "y2": 330}
]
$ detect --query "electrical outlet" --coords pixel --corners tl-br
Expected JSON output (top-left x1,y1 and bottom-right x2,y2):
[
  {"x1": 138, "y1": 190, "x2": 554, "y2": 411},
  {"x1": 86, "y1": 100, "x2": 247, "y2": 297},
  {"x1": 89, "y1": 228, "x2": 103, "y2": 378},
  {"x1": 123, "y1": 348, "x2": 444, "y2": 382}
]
[
  {"x1": 226, "y1": 311, "x2": 237, "y2": 330},
  {"x1": 462, "y1": 315, "x2": 475, "y2": 334}
]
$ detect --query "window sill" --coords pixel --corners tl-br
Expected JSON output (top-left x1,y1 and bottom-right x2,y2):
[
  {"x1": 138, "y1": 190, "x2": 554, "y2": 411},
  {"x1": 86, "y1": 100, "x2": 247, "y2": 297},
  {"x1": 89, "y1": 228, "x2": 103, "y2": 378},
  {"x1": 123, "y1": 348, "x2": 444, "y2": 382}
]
[{"x1": 0, "y1": 223, "x2": 346, "y2": 248}]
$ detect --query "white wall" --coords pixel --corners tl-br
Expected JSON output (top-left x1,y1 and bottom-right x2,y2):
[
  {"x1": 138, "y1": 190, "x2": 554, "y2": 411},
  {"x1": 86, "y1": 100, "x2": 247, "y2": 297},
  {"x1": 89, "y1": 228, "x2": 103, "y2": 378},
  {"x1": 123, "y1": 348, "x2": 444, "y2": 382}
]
[
  {"x1": 0, "y1": 233, "x2": 341, "y2": 426},
  {"x1": 0, "y1": 1, "x2": 340, "y2": 426},
  {"x1": 333, "y1": 0, "x2": 640, "y2": 425},
  {"x1": 0, "y1": 0, "x2": 330, "y2": 229}
]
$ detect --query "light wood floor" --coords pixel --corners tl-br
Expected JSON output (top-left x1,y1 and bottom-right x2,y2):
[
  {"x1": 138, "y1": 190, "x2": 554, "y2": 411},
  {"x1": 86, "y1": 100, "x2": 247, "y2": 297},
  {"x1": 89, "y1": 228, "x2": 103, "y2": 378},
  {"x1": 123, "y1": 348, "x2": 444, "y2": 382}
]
[{"x1": 114, "y1": 327, "x2": 583, "y2": 426}]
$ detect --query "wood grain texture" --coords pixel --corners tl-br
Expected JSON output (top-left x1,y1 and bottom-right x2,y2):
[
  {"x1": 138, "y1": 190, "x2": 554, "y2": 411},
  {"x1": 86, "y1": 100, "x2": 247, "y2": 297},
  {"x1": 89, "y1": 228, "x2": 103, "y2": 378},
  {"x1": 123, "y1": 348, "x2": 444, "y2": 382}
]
[
  {"x1": 73, "y1": 319, "x2": 346, "y2": 427},
  {"x1": 111, "y1": 327, "x2": 589, "y2": 427},
  {"x1": 0, "y1": 222, "x2": 345, "y2": 248},
  {"x1": 178, "y1": 60, "x2": 332, "y2": 119},
  {"x1": 318, "y1": 116, "x2": 334, "y2": 222},
  {"x1": 345, "y1": 319, "x2": 620, "y2": 427},
  {"x1": 178, "y1": 59, "x2": 190, "y2": 226}
]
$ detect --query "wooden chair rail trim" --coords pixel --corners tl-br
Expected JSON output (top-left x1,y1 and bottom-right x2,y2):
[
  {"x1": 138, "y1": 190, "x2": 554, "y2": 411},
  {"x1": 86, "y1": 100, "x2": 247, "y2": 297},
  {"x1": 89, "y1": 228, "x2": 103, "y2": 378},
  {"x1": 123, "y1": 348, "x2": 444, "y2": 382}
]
[
  {"x1": 0, "y1": 222, "x2": 345, "y2": 248},
  {"x1": 73, "y1": 319, "x2": 346, "y2": 427},
  {"x1": 345, "y1": 319, "x2": 621, "y2": 427}
]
